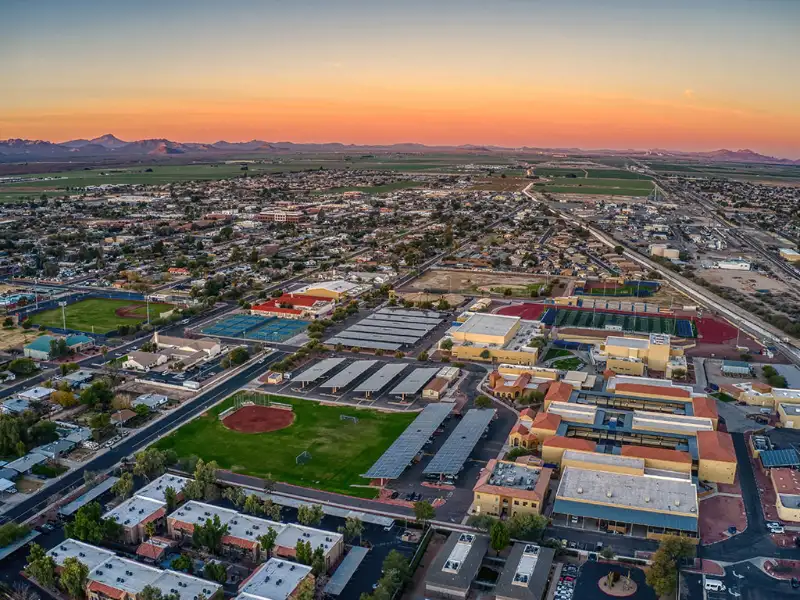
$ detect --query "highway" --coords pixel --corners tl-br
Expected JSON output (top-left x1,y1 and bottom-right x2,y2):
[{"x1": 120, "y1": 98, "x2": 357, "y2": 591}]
[
  {"x1": 2, "y1": 352, "x2": 283, "y2": 523},
  {"x1": 522, "y1": 183, "x2": 800, "y2": 367}
]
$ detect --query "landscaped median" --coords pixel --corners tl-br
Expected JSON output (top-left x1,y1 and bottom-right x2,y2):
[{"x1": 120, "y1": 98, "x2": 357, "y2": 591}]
[{"x1": 154, "y1": 392, "x2": 416, "y2": 499}]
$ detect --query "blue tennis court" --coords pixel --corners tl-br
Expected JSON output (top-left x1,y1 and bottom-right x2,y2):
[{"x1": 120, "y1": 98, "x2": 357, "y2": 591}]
[{"x1": 201, "y1": 314, "x2": 309, "y2": 342}]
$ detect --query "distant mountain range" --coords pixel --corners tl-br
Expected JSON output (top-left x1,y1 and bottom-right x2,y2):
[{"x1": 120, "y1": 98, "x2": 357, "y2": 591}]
[{"x1": 0, "y1": 134, "x2": 797, "y2": 164}]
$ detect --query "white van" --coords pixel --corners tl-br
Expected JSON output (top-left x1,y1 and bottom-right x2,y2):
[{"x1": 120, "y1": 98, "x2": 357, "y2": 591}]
[{"x1": 704, "y1": 579, "x2": 726, "y2": 592}]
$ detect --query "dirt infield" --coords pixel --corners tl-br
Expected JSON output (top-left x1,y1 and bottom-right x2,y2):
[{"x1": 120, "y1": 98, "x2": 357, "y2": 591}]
[
  {"x1": 115, "y1": 302, "x2": 148, "y2": 319},
  {"x1": 222, "y1": 405, "x2": 295, "y2": 434}
]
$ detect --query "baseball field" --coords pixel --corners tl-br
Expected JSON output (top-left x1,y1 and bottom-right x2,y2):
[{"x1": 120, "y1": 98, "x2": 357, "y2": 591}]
[{"x1": 27, "y1": 298, "x2": 173, "y2": 333}]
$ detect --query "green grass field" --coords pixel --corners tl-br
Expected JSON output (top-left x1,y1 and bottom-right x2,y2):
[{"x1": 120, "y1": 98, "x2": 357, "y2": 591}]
[
  {"x1": 28, "y1": 298, "x2": 173, "y2": 333},
  {"x1": 155, "y1": 393, "x2": 417, "y2": 498},
  {"x1": 542, "y1": 348, "x2": 572, "y2": 362},
  {"x1": 533, "y1": 177, "x2": 654, "y2": 196},
  {"x1": 552, "y1": 357, "x2": 584, "y2": 371}
]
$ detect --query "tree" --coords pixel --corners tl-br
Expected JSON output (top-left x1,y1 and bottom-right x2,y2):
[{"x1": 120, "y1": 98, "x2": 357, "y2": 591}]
[
  {"x1": 295, "y1": 539, "x2": 313, "y2": 565},
  {"x1": 466, "y1": 514, "x2": 497, "y2": 531},
  {"x1": 171, "y1": 554, "x2": 193, "y2": 573},
  {"x1": 9, "y1": 358, "x2": 37, "y2": 375},
  {"x1": 10, "y1": 582, "x2": 40, "y2": 600},
  {"x1": 413, "y1": 500, "x2": 435, "y2": 526},
  {"x1": 65, "y1": 502, "x2": 121, "y2": 543},
  {"x1": 297, "y1": 504, "x2": 324, "y2": 527},
  {"x1": 223, "y1": 485, "x2": 246, "y2": 508},
  {"x1": 133, "y1": 448, "x2": 169, "y2": 480},
  {"x1": 262, "y1": 499, "x2": 282, "y2": 521},
  {"x1": 144, "y1": 521, "x2": 156, "y2": 540},
  {"x1": 263, "y1": 473, "x2": 276, "y2": 493},
  {"x1": 614, "y1": 245, "x2": 624, "y2": 255},
  {"x1": 479, "y1": 349, "x2": 491, "y2": 360},
  {"x1": 0, "y1": 522, "x2": 30, "y2": 548},
  {"x1": 229, "y1": 347, "x2": 250, "y2": 366},
  {"x1": 600, "y1": 546, "x2": 616, "y2": 560},
  {"x1": 134, "y1": 404, "x2": 150, "y2": 417},
  {"x1": 164, "y1": 486, "x2": 178, "y2": 512},
  {"x1": 311, "y1": 546, "x2": 326, "y2": 576},
  {"x1": 475, "y1": 395, "x2": 492, "y2": 409},
  {"x1": 184, "y1": 458, "x2": 220, "y2": 501},
  {"x1": 26, "y1": 543, "x2": 57, "y2": 589},
  {"x1": 645, "y1": 535, "x2": 695, "y2": 597},
  {"x1": 490, "y1": 520, "x2": 510, "y2": 555},
  {"x1": 59, "y1": 557, "x2": 89, "y2": 600},
  {"x1": 203, "y1": 561, "x2": 228, "y2": 584},
  {"x1": 258, "y1": 527, "x2": 278, "y2": 559},
  {"x1": 439, "y1": 338, "x2": 453, "y2": 351},
  {"x1": 417, "y1": 351, "x2": 429, "y2": 361},
  {"x1": 244, "y1": 494, "x2": 264, "y2": 515},
  {"x1": 111, "y1": 472, "x2": 134, "y2": 500},
  {"x1": 192, "y1": 515, "x2": 230, "y2": 554},
  {"x1": 338, "y1": 516, "x2": 364, "y2": 545},
  {"x1": 139, "y1": 586, "x2": 180, "y2": 600},
  {"x1": 294, "y1": 575, "x2": 315, "y2": 600},
  {"x1": 506, "y1": 513, "x2": 548, "y2": 541},
  {"x1": 51, "y1": 390, "x2": 78, "y2": 408}
]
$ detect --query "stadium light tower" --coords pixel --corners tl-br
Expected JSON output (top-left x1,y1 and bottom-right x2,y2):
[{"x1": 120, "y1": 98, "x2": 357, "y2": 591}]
[{"x1": 58, "y1": 301, "x2": 67, "y2": 330}]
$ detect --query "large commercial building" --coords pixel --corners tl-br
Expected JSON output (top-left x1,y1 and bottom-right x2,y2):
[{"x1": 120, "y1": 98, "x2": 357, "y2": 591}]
[
  {"x1": 446, "y1": 313, "x2": 539, "y2": 366},
  {"x1": 167, "y1": 501, "x2": 344, "y2": 570},
  {"x1": 295, "y1": 280, "x2": 361, "y2": 300},
  {"x1": 250, "y1": 293, "x2": 334, "y2": 320},
  {"x1": 602, "y1": 334, "x2": 672, "y2": 374},
  {"x1": 47, "y1": 539, "x2": 223, "y2": 600},
  {"x1": 720, "y1": 381, "x2": 800, "y2": 409},
  {"x1": 507, "y1": 376, "x2": 736, "y2": 484},
  {"x1": 552, "y1": 452, "x2": 699, "y2": 542},
  {"x1": 472, "y1": 459, "x2": 552, "y2": 518}
]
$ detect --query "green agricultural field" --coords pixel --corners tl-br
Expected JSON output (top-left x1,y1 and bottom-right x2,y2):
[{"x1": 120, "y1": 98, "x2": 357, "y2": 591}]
[
  {"x1": 533, "y1": 177, "x2": 653, "y2": 196},
  {"x1": 155, "y1": 393, "x2": 417, "y2": 499},
  {"x1": 28, "y1": 298, "x2": 173, "y2": 334}
]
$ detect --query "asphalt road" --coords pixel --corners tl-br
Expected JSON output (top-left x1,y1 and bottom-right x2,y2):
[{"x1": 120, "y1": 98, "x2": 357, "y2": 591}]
[{"x1": 2, "y1": 353, "x2": 283, "y2": 523}]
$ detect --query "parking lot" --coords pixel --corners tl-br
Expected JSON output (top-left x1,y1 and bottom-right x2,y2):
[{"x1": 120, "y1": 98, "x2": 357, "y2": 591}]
[{"x1": 573, "y1": 561, "x2": 656, "y2": 600}]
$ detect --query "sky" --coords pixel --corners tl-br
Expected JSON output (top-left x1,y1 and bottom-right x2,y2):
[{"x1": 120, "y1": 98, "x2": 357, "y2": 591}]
[{"x1": 2, "y1": 0, "x2": 799, "y2": 157}]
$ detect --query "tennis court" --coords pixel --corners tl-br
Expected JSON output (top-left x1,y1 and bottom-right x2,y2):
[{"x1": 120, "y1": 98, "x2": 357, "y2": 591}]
[
  {"x1": 201, "y1": 314, "x2": 309, "y2": 342},
  {"x1": 541, "y1": 307, "x2": 696, "y2": 337}
]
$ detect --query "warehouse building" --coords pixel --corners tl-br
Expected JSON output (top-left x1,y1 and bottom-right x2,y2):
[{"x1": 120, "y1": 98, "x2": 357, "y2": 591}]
[{"x1": 446, "y1": 313, "x2": 539, "y2": 366}]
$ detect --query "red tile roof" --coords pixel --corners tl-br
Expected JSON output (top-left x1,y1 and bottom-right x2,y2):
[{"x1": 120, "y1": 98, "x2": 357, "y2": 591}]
[
  {"x1": 531, "y1": 412, "x2": 562, "y2": 432},
  {"x1": 692, "y1": 396, "x2": 719, "y2": 420},
  {"x1": 141, "y1": 507, "x2": 166, "y2": 526},
  {"x1": 222, "y1": 535, "x2": 258, "y2": 550},
  {"x1": 545, "y1": 381, "x2": 573, "y2": 404},
  {"x1": 697, "y1": 430, "x2": 736, "y2": 463},
  {"x1": 615, "y1": 383, "x2": 691, "y2": 399},
  {"x1": 771, "y1": 468, "x2": 800, "y2": 495},
  {"x1": 136, "y1": 541, "x2": 169, "y2": 561},
  {"x1": 88, "y1": 582, "x2": 127, "y2": 600},
  {"x1": 620, "y1": 445, "x2": 693, "y2": 464},
  {"x1": 519, "y1": 408, "x2": 536, "y2": 420},
  {"x1": 542, "y1": 436, "x2": 597, "y2": 452},
  {"x1": 510, "y1": 422, "x2": 530, "y2": 436}
]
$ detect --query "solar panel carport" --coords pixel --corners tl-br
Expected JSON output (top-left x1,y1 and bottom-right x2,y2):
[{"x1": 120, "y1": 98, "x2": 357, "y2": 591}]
[
  {"x1": 353, "y1": 363, "x2": 408, "y2": 397},
  {"x1": 389, "y1": 367, "x2": 441, "y2": 398},
  {"x1": 318, "y1": 360, "x2": 377, "y2": 392},
  {"x1": 376, "y1": 308, "x2": 443, "y2": 319},
  {"x1": 293, "y1": 357, "x2": 346, "y2": 385},
  {"x1": 325, "y1": 338, "x2": 402, "y2": 352},
  {"x1": 423, "y1": 409, "x2": 496, "y2": 476},
  {"x1": 363, "y1": 402, "x2": 453, "y2": 481},
  {"x1": 334, "y1": 330, "x2": 421, "y2": 345},
  {"x1": 361, "y1": 318, "x2": 434, "y2": 331}
]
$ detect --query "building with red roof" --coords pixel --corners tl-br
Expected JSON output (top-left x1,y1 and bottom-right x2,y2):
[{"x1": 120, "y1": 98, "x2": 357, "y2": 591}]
[
  {"x1": 542, "y1": 436, "x2": 597, "y2": 463},
  {"x1": 696, "y1": 430, "x2": 737, "y2": 484},
  {"x1": 251, "y1": 293, "x2": 335, "y2": 320}
]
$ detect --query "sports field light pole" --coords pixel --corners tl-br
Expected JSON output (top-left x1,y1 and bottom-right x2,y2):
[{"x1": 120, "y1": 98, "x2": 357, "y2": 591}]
[
  {"x1": 58, "y1": 301, "x2": 67, "y2": 330},
  {"x1": 146, "y1": 294, "x2": 150, "y2": 325}
]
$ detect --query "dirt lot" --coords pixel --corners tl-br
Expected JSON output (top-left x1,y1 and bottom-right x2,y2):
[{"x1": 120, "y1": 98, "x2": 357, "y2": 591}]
[
  {"x1": 398, "y1": 292, "x2": 466, "y2": 306},
  {"x1": 0, "y1": 327, "x2": 41, "y2": 352},
  {"x1": 697, "y1": 268, "x2": 792, "y2": 294},
  {"x1": 402, "y1": 269, "x2": 567, "y2": 296},
  {"x1": 467, "y1": 176, "x2": 529, "y2": 191},
  {"x1": 116, "y1": 380, "x2": 196, "y2": 402}
]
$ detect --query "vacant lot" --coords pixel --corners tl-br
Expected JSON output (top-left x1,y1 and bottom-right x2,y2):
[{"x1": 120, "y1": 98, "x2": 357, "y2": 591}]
[
  {"x1": 402, "y1": 269, "x2": 566, "y2": 296},
  {"x1": 28, "y1": 298, "x2": 173, "y2": 333},
  {"x1": 155, "y1": 393, "x2": 416, "y2": 498}
]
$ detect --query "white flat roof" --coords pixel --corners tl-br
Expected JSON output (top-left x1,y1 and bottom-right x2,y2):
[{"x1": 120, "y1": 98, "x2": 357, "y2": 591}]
[
  {"x1": 562, "y1": 450, "x2": 644, "y2": 470},
  {"x1": 104, "y1": 495, "x2": 165, "y2": 528},
  {"x1": 557, "y1": 467, "x2": 698, "y2": 516},
  {"x1": 136, "y1": 473, "x2": 192, "y2": 503},
  {"x1": 238, "y1": 558, "x2": 311, "y2": 600},
  {"x1": 456, "y1": 313, "x2": 519, "y2": 338},
  {"x1": 606, "y1": 336, "x2": 649, "y2": 349},
  {"x1": 47, "y1": 539, "x2": 114, "y2": 570},
  {"x1": 275, "y1": 523, "x2": 342, "y2": 556}
]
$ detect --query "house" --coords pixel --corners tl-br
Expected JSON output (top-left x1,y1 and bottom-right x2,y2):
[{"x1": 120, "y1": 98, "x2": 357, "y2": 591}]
[
  {"x1": 1, "y1": 397, "x2": 31, "y2": 415},
  {"x1": 133, "y1": 393, "x2": 169, "y2": 411},
  {"x1": 17, "y1": 386, "x2": 54, "y2": 403},
  {"x1": 423, "y1": 377, "x2": 450, "y2": 401},
  {"x1": 6, "y1": 452, "x2": 47, "y2": 475},
  {"x1": 123, "y1": 351, "x2": 168, "y2": 372},
  {"x1": 64, "y1": 370, "x2": 95, "y2": 388},
  {"x1": 34, "y1": 439, "x2": 76, "y2": 459}
]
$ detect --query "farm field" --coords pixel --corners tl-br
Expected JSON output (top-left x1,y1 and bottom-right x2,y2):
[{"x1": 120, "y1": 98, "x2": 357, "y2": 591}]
[
  {"x1": 154, "y1": 393, "x2": 417, "y2": 498},
  {"x1": 532, "y1": 177, "x2": 654, "y2": 196},
  {"x1": 28, "y1": 298, "x2": 173, "y2": 333},
  {"x1": 533, "y1": 167, "x2": 651, "y2": 180}
]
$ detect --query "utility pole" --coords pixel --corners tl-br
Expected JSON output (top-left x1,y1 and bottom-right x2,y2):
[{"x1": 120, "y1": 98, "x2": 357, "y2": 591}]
[{"x1": 59, "y1": 301, "x2": 67, "y2": 330}]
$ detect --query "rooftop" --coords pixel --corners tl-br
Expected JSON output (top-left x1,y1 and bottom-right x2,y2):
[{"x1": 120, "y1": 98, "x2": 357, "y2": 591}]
[
  {"x1": 562, "y1": 450, "x2": 644, "y2": 471},
  {"x1": 606, "y1": 336, "x2": 649, "y2": 350},
  {"x1": 47, "y1": 539, "x2": 114, "y2": 570},
  {"x1": 556, "y1": 466, "x2": 698, "y2": 516},
  {"x1": 494, "y1": 543, "x2": 556, "y2": 600},
  {"x1": 104, "y1": 495, "x2": 165, "y2": 528},
  {"x1": 426, "y1": 533, "x2": 489, "y2": 591},
  {"x1": 620, "y1": 445, "x2": 693, "y2": 464},
  {"x1": 455, "y1": 313, "x2": 520, "y2": 339},
  {"x1": 136, "y1": 474, "x2": 192, "y2": 503},
  {"x1": 238, "y1": 558, "x2": 311, "y2": 600},
  {"x1": 696, "y1": 430, "x2": 737, "y2": 463},
  {"x1": 474, "y1": 459, "x2": 550, "y2": 502}
]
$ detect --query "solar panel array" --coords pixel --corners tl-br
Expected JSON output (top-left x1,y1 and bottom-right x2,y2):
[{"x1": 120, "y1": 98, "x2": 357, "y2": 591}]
[
  {"x1": 363, "y1": 403, "x2": 453, "y2": 479},
  {"x1": 325, "y1": 338, "x2": 402, "y2": 351},
  {"x1": 293, "y1": 357, "x2": 347, "y2": 383},
  {"x1": 354, "y1": 363, "x2": 408, "y2": 393},
  {"x1": 319, "y1": 360, "x2": 377, "y2": 390},
  {"x1": 423, "y1": 409, "x2": 496, "y2": 475},
  {"x1": 326, "y1": 308, "x2": 444, "y2": 349},
  {"x1": 389, "y1": 367, "x2": 441, "y2": 395}
]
